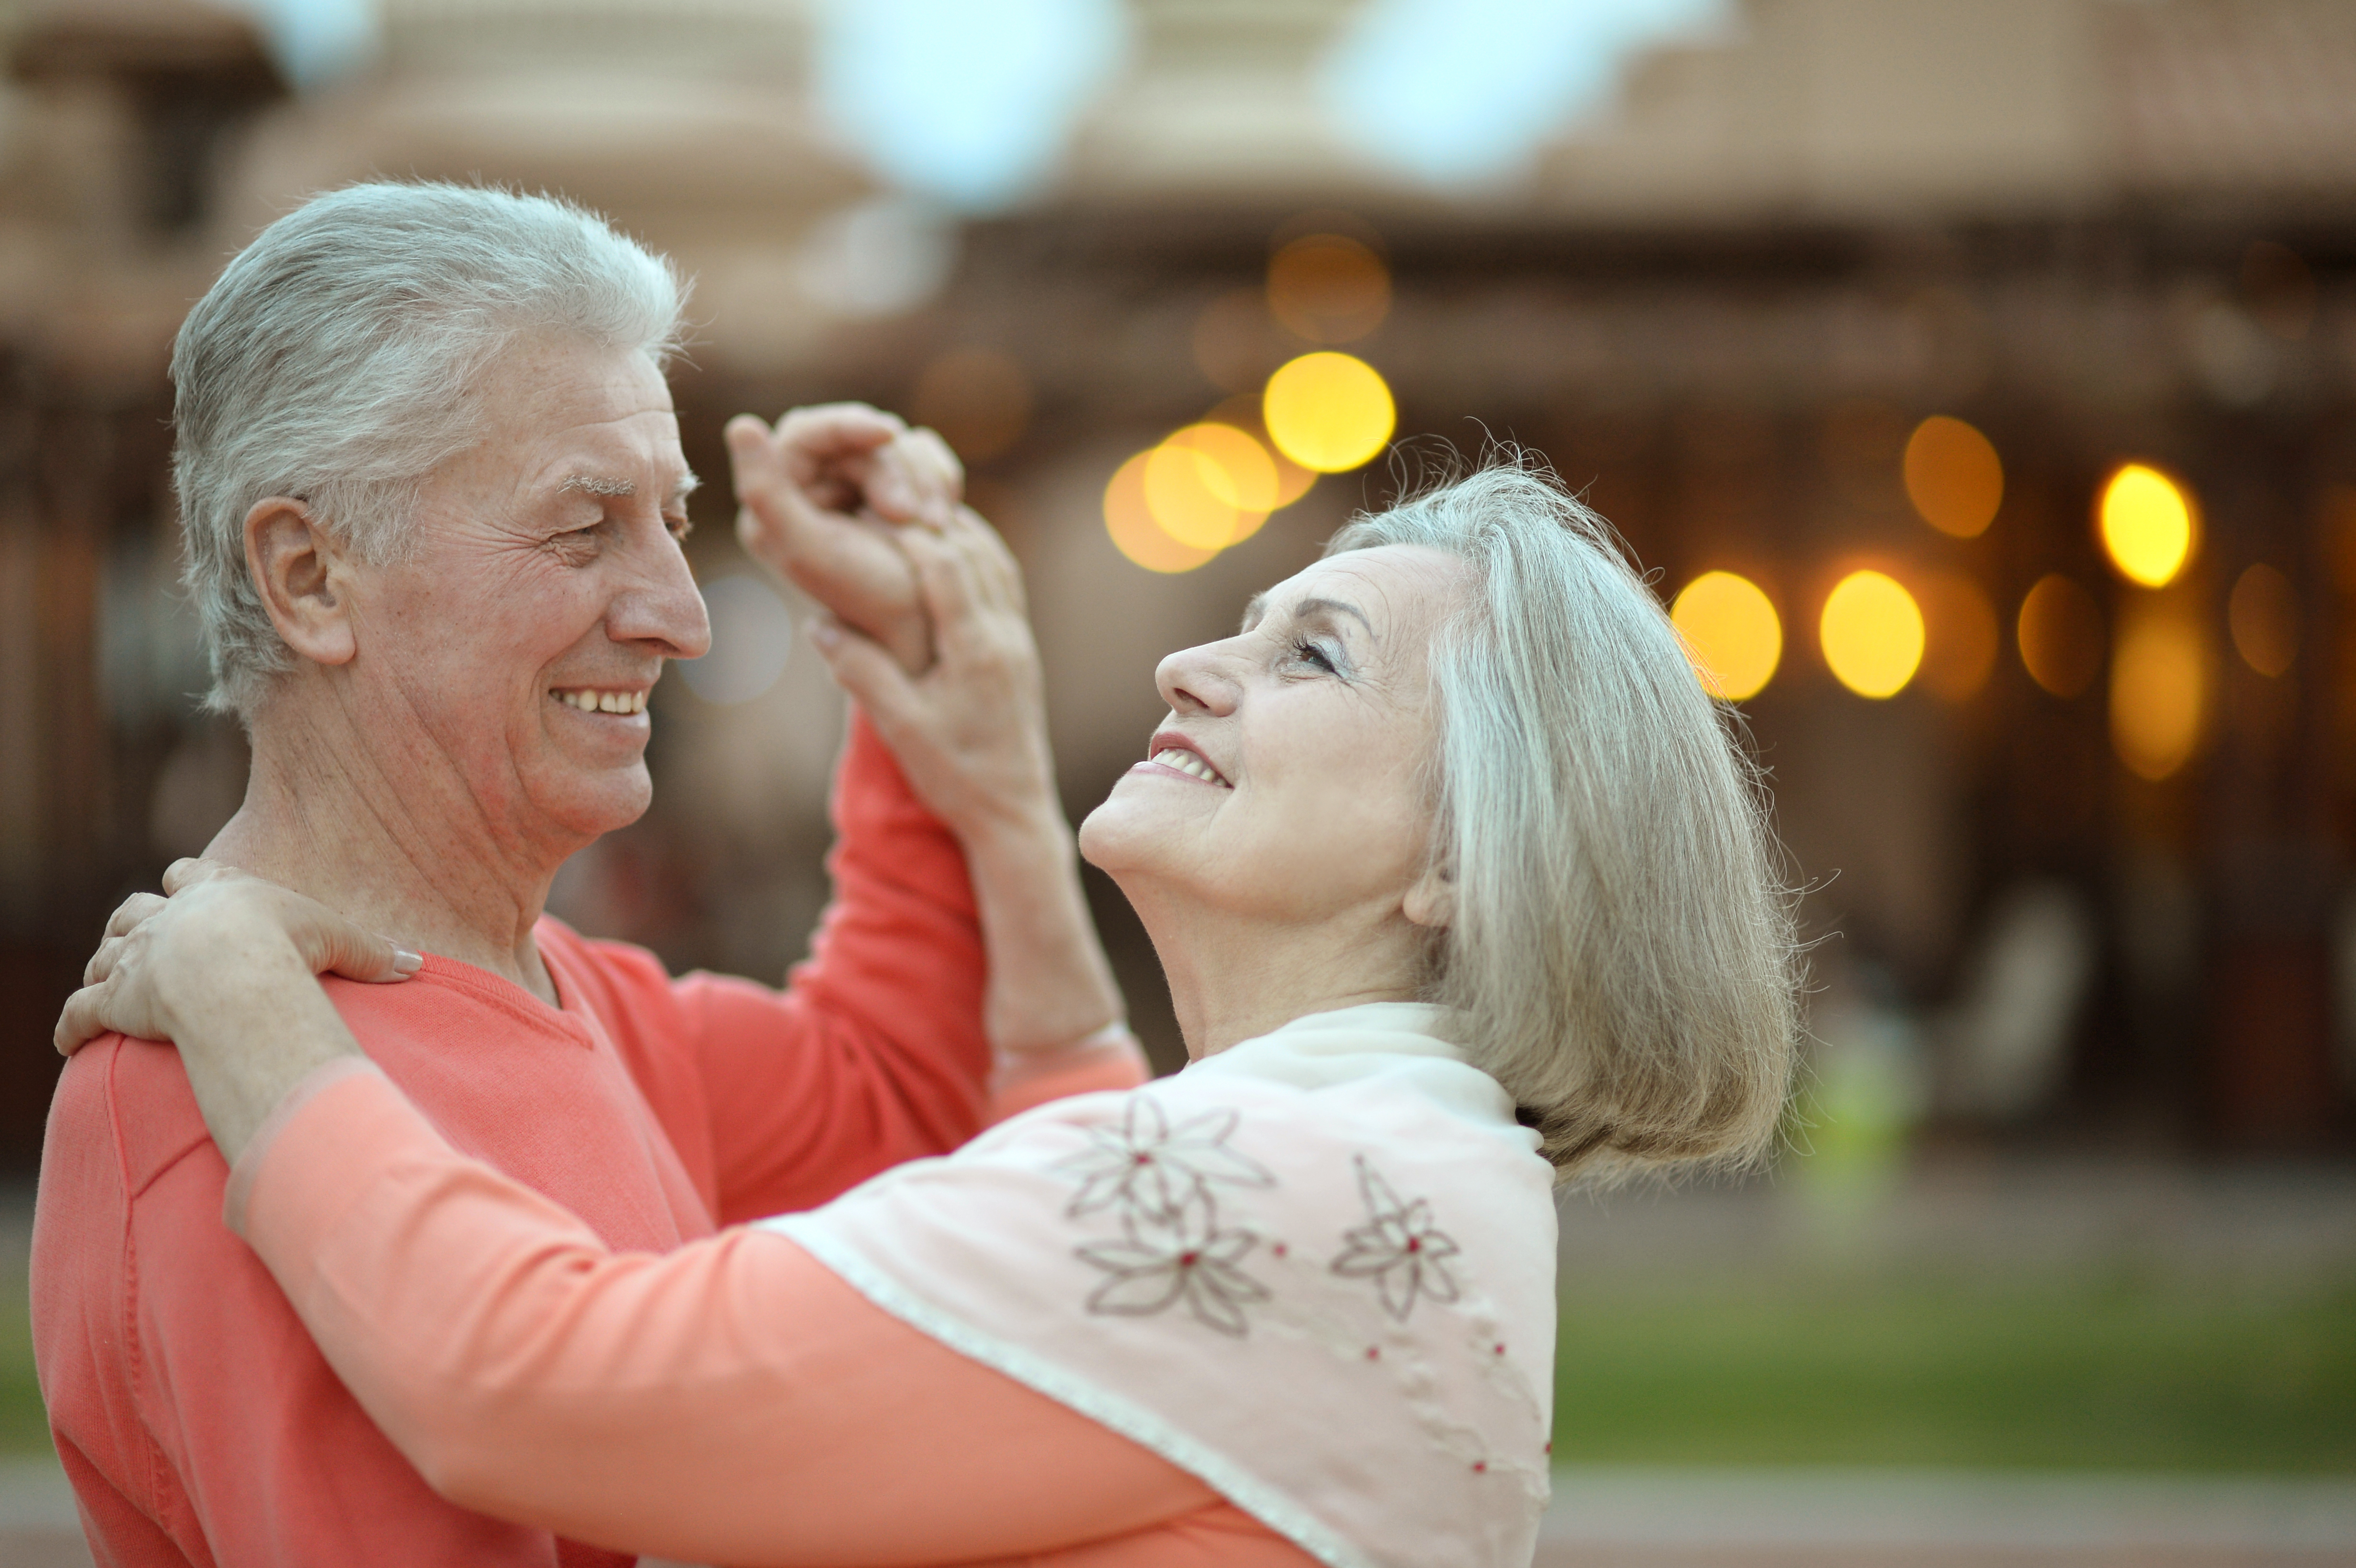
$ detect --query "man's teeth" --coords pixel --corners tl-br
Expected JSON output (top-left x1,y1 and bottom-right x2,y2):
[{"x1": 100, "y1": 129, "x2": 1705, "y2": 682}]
[
  {"x1": 1152, "y1": 748, "x2": 1230, "y2": 787},
  {"x1": 557, "y1": 689, "x2": 647, "y2": 715}
]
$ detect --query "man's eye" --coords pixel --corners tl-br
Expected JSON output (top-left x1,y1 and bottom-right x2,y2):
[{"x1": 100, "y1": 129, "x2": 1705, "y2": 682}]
[
  {"x1": 665, "y1": 515, "x2": 694, "y2": 542},
  {"x1": 1291, "y1": 638, "x2": 1337, "y2": 674}
]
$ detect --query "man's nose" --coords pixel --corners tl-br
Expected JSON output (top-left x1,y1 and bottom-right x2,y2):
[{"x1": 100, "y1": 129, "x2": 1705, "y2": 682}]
[
  {"x1": 610, "y1": 530, "x2": 712, "y2": 660},
  {"x1": 1155, "y1": 640, "x2": 1240, "y2": 716}
]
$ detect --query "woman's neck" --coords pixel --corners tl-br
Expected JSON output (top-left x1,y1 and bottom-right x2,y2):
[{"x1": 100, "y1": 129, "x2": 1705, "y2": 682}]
[{"x1": 1127, "y1": 888, "x2": 1427, "y2": 1061}]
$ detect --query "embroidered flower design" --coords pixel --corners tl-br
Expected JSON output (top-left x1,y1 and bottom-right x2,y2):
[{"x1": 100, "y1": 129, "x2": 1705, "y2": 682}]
[
  {"x1": 1330, "y1": 1155, "x2": 1462, "y2": 1322},
  {"x1": 1077, "y1": 1209, "x2": 1271, "y2": 1338},
  {"x1": 1056, "y1": 1097, "x2": 1273, "y2": 1224}
]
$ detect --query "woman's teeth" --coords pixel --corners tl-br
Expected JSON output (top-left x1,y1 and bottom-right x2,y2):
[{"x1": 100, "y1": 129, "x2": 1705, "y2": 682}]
[
  {"x1": 1152, "y1": 748, "x2": 1231, "y2": 787},
  {"x1": 556, "y1": 689, "x2": 647, "y2": 715}
]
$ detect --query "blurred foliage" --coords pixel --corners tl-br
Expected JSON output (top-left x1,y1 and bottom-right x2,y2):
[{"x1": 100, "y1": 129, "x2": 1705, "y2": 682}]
[
  {"x1": 0, "y1": 1285, "x2": 45, "y2": 1455},
  {"x1": 1554, "y1": 1268, "x2": 2356, "y2": 1472}
]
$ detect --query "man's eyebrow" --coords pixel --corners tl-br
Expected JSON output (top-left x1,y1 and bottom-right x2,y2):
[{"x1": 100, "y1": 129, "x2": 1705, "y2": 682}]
[
  {"x1": 557, "y1": 472, "x2": 700, "y2": 506},
  {"x1": 1239, "y1": 593, "x2": 1373, "y2": 638}
]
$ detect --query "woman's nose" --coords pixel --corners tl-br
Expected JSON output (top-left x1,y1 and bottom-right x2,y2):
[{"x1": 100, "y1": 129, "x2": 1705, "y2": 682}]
[{"x1": 1155, "y1": 641, "x2": 1239, "y2": 716}]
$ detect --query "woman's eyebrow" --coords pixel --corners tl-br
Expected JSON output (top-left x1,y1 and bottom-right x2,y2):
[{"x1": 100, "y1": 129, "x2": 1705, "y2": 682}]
[{"x1": 1238, "y1": 592, "x2": 1374, "y2": 637}]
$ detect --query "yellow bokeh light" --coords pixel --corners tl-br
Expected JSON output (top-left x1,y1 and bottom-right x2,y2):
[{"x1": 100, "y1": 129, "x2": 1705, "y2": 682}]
[
  {"x1": 1164, "y1": 422, "x2": 1279, "y2": 544},
  {"x1": 1144, "y1": 443, "x2": 1243, "y2": 550},
  {"x1": 1204, "y1": 396, "x2": 1318, "y2": 509},
  {"x1": 2110, "y1": 614, "x2": 2207, "y2": 780},
  {"x1": 1104, "y1": 450, "x2": 1216, "y2": 574},
  {"x1": 1262, "y1": 352, "x2": 1395, "y2": 473},
  {"x1": 2099, "y1": 463, "x2": 2197, "y2": 588},
  {"x1": 1903, "y1": 415, "x2": 2004, "y2": 538},
  {"x1": 1820, "y1": 570, "x2": 1925, "y2": 699},
  {"x1": 1671, "y1": 571, "x2": 1781, "y2": 701}
]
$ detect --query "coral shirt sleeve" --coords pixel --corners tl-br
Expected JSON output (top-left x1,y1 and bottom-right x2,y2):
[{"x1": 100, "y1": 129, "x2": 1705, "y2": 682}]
[
  {"x1": 229, "y1": 1062, "x2": 1312, "y2": 1568},
  {"x1": 672, "y1": 711, "x2": 996, "y2": 1221}
]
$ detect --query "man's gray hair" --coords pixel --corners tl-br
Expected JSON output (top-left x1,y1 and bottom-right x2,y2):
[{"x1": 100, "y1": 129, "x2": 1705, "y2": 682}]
[
  {"x1": 172, "y1": 182, "x2": 688, "y2": 716},
  {"x1": 1329, "y1": 464, "x2": 1800, "y2": 1183}
]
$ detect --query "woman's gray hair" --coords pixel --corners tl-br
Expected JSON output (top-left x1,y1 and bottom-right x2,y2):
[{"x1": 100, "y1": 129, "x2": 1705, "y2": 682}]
[
  {"x1": 1329, "y1": 462, "x2": 1800, "y2": 1183},
  {"x1": 172, "y1": 182, "x2": 688, "y2": 716}
]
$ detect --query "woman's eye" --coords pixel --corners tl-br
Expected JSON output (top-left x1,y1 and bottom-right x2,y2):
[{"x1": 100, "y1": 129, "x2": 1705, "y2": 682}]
[{"x1": 1291, "y1": 638, "x2": 1337, "y2": 674}]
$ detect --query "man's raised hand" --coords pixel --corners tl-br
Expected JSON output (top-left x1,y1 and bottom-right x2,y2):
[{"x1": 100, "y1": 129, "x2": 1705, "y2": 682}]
[{"x1": 726, "y1": 403, "x2": 964, "y2": 676}]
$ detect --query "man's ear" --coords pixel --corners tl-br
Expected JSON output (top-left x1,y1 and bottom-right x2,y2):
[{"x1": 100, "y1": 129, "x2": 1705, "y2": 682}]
[
  {"x1": 1403, "y1": 865, "x2": 1455, "y2": 932},
  {"x1": 245, "y1": 497, "x2": 357, "y2": 668}
]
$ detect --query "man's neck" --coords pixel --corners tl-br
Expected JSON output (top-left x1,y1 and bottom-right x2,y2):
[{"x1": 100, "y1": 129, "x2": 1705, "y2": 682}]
[
  {"x1": 1126, "y1": 886, "x2": 1426, "y2": 1062},
  {"x1": 206, "y1": 702, "x2": 567, "y2": 1005}
]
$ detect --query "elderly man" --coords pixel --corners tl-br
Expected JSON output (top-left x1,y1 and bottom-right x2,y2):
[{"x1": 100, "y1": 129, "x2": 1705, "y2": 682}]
[{"x1": 31, "y1": 182, "x2": 1137, "y2": 1566}]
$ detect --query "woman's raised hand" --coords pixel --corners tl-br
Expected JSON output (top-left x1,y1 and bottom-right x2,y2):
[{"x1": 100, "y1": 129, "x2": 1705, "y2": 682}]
[
  {"x1": 803, "y1": 503, "x2": 1051, "y2": 839},
  {"x1": 726, "y1": 403, "x2": 964, "y2": 676},
  {"x1": 805, "y1": 506, "x2": 1125, "y2": 1057},
  {"x1": 57, "y1": 860, "x2": 416, "y2": 1055}
]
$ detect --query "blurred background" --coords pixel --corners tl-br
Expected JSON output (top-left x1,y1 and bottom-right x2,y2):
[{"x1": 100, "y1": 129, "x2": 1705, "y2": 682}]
[{"x1": 0, "y1": 0, "x2": 2351, "y2": 1560}]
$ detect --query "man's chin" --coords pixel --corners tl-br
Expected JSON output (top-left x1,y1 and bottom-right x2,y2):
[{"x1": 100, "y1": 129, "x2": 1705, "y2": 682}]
[{"x1": 538, "y1": 765, "x2": 654, "y2": 843}]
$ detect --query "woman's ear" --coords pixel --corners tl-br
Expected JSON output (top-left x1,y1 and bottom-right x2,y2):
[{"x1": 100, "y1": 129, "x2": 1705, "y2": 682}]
[
  {"x1": 246, "y1": 498, "x2": 358, "y2": 668},
  {"x1": 1402, "y1": 865, "x2": 1455, "y2": 931}
]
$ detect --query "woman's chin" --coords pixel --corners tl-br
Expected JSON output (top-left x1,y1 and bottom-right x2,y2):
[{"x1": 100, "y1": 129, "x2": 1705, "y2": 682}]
[{"x1": 1077, "y1": 789, "x2": 1173, "y2": 878}]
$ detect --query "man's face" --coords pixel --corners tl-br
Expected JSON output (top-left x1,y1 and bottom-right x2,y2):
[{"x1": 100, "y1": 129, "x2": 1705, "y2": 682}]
[{"x1": 333, "y1": 333, "x2": 709, "y2": 865}]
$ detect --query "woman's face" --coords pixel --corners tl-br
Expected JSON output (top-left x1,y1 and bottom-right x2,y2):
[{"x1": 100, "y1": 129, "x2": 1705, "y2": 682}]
[{"x1": 1080, "y1": 544, "x2": 1465, "y2": 933}]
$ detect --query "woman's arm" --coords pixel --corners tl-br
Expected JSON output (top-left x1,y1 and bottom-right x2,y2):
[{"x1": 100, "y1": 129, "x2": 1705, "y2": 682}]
[
  {"x1": 735, "y1": 409, "x2": 1129, "y2": 1066},
  {"x1": 231, "y1": 1061, "x2": 1219, "y2": 1567}
]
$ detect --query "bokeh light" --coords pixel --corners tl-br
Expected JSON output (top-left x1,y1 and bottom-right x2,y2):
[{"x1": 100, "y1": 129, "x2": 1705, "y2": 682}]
[
  {"x1": 1671, "y1": 571, "x2": 1781, "y2": 701},
  {"x1": 1266, "y1": 233, "x2": 1390, "y2": 343},
  {"x1": 1262, "y1": 351, "x2": 1395, "y2": 472},
  {"x1": 2099, "y1": 463, "x2": 2197, "y2": 588},
  {"x1": 682, "y1": 575, "x2": 796, "y2": 705},
  {"x1": 2228, "y1": 562, "x2": 2299, "y2": 677},
  {"x1": 2110, "y1": 614, "x2": 2208, "y2": 781},
  {"x1": 2016, "y1": 573, "x2": 2105, "y2": 698},
  {"x1": 1903, "y1": 415, "x2": 2003, "y2": 538},
  {"x1": 1104, "y1": 449, "x2": 1217, "y2": 574},
  {"x1": 1165, "y1": 422, "x2": 1280, "y2": 544},
  {"x1": 1820, "y1": 570, "x2": 1925, "y2": 699},
  {"x1": 1143, "y1": 443, "x2": 1242, "y2": 550},
  {"x1": 909, "y1": 345, "x2": 1032, "y2": 461},
  {"x1": 1205, "y1": 396, "x2": 1318, "y2": 507},
  {"x1": 1914, "y1": 571, "x2": 1999, "y2": 702}
]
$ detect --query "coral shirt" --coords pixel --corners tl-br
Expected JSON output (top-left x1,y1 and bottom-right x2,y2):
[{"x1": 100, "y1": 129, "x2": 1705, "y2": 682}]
[{"x1": 29, "y1": 715, "x2": 1088, "y2": 1568}]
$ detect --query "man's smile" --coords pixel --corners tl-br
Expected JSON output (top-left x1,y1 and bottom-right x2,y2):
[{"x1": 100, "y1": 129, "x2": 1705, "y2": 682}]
[{"x1": 550, "y1": 686, "x2": 649, "y2": 715}]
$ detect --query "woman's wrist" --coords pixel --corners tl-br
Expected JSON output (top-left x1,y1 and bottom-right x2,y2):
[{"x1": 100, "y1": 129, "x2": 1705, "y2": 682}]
[{"x1": 174, "y1": 935, "x2": 368, "y2": 1165}]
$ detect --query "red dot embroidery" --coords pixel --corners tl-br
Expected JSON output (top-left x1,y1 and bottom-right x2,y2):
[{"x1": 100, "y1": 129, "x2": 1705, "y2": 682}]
[
  {"x1": 1364, "y1": 1346, "x2": 1380, "y2": 1361},
  {"x1": 1543, "y1": 1442, "x2": 1553, "y2": 1455},
  {"x1": 1472, "y1": 1460, "x2": 1488, "y2": 1473},
  {"x1": 1493, "y1": 1343, "x2": 1506, "y2": 1355},
  {"x1": 1272, "y1": 1242, "x2": 1288, "y2": 1259}
]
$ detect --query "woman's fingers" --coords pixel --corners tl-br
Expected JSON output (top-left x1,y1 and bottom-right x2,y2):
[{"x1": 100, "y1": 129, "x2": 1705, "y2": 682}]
[
  {"x1": 161, "y1": 857, "x2": 242, "y2": 895},
  {"x1": 103, "y1": 892, "x2": 165, "y2": 940},
  {"x1": 83, "y1": 935, "x2": 121, "y2": 987},
  {"x1": 55, "y1": 983, "x2": 112, "y2": 1056}
]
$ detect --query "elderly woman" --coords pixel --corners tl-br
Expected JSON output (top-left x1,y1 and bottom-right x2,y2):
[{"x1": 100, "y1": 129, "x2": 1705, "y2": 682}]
[{"x1": 64, "y1": 466, "x2": 1798, "y2": 1568}]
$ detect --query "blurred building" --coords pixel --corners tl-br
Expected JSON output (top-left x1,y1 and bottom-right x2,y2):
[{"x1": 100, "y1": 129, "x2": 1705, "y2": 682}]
[{"x1": 0, "y1": 0, "x2": 2352, "y2": 1161}]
